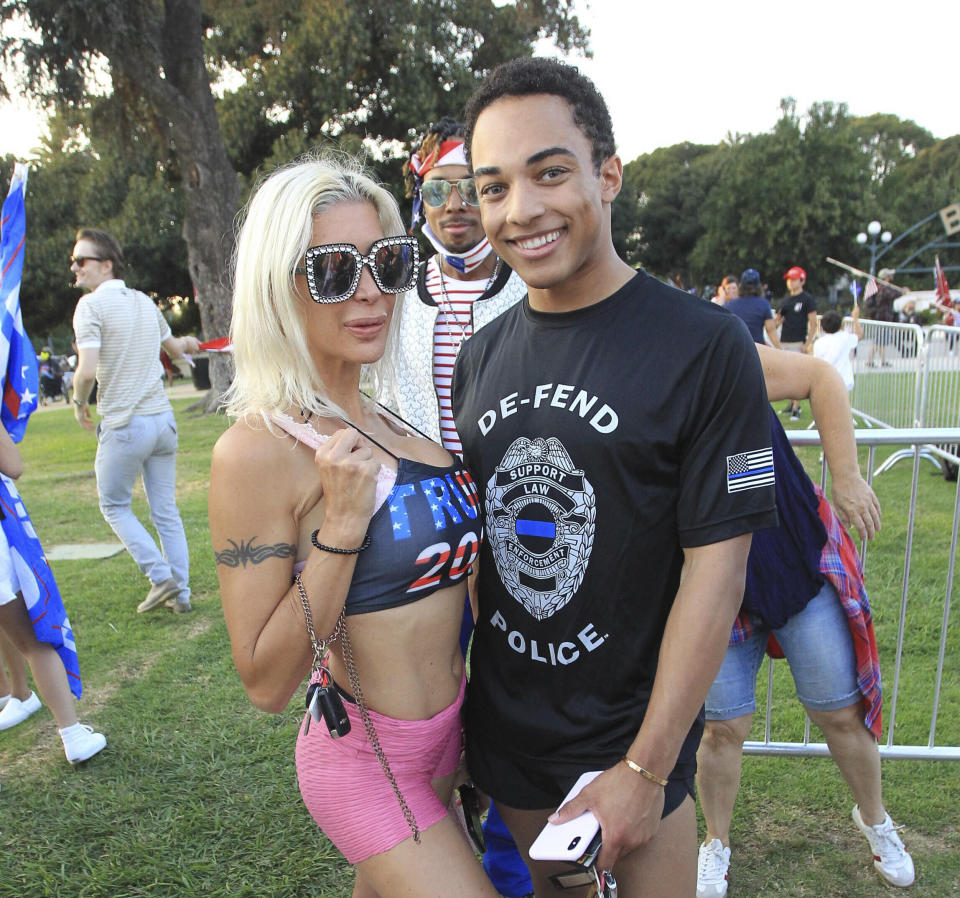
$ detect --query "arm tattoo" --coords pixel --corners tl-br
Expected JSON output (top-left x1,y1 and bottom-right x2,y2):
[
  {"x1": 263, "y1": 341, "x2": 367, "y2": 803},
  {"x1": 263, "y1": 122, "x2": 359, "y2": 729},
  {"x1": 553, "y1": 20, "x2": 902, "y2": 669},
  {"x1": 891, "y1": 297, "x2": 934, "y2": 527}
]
[{"x1": 215, "y1": 537, "x2": 296, "y2": 568}]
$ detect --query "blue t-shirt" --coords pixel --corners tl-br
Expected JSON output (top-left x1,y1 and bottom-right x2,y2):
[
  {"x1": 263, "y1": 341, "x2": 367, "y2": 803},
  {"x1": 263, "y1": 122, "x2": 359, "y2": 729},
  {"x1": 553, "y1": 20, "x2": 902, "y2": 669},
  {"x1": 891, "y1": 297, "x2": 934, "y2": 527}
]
[{"x1": 725, "y1": 295, "x2": 773, "y2": 344}]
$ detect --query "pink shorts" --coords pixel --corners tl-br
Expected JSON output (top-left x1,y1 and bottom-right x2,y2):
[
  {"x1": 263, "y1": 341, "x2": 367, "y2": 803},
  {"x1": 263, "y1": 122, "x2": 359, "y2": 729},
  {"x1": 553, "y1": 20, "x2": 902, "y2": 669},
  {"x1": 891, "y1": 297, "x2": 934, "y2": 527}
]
[{"x1": 295, "y1": 671, "x2": 465, "y2": 864}]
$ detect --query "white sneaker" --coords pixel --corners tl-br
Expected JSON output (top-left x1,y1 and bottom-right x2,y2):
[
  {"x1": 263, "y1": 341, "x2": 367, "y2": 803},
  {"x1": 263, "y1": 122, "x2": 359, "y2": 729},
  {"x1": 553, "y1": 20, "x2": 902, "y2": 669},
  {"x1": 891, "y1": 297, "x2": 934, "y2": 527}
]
[
  {"x1": 60, "y1": 722, "x2": 107, "y2": 764},
  {"x1": 852, "y1": 805, "x2": 915, "y2": 887},
  {"x1": 0, "y1": 690, "x2": 42, "y2": 730},
  {"x1": 697, "y1": 838, "x2": 731, "y2": 897},
  {"x1": 0, "y1": 692, "x2": 10, "y2": 710}
]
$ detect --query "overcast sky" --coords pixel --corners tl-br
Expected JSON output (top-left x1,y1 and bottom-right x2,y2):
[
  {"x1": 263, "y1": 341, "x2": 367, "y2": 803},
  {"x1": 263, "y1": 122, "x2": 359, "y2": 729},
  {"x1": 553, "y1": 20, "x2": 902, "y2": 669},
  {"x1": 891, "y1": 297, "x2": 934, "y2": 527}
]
[
  {"x1": 558, "y1": 0, "x2": 957, "y2": 160},
  {"x1": 0, "y1": 0, "x2": 956, "y2": 161}
]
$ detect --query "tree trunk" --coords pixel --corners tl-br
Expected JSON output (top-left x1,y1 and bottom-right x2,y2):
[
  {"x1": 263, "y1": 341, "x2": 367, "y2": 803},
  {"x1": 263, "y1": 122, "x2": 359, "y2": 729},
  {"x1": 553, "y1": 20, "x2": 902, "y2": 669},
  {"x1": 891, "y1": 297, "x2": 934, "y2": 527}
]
[
  {"x1": 163, "y1": 0, "x2": 239, "y2": 412},
  {"x1": 111, "y1": 0, "x2": 240, "y2": 412}
]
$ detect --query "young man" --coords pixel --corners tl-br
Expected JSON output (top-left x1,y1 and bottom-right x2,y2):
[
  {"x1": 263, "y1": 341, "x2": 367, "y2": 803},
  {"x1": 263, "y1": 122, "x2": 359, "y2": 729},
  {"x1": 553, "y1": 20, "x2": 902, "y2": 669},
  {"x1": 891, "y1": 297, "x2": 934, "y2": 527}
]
[
  {"x1": 71, "y1": 228, "x2": 200, "y2": 614},
  {"x1": 452, "y1": 58, "x2": 778, "y2": 897},
  {"x1": 776, "y1": 266, "x2": 818, "y2": 419}
]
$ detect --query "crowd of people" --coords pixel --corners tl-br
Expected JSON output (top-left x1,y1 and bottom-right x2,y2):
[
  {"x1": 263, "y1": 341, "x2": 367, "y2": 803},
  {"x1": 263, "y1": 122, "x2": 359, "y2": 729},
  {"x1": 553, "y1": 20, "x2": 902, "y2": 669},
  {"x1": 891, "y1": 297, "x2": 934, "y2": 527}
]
[{"x1": 8, "y1": 54, "x2": 948, "y2": 898}]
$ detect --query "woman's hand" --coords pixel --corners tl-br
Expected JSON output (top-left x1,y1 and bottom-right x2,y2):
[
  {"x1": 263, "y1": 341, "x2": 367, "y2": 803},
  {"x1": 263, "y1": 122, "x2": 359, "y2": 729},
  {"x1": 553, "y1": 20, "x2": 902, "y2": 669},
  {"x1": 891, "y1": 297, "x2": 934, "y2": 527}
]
[{"x1": 312, "y1": 427, "x2": 381, "y2": 545}]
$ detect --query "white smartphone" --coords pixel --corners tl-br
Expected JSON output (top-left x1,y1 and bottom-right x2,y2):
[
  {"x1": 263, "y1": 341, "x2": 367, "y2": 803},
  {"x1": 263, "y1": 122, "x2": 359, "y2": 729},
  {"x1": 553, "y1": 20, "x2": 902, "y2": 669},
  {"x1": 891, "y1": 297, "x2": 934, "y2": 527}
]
[{"x1": 528, "y1": 770, "x2": 602, "y2": 863}]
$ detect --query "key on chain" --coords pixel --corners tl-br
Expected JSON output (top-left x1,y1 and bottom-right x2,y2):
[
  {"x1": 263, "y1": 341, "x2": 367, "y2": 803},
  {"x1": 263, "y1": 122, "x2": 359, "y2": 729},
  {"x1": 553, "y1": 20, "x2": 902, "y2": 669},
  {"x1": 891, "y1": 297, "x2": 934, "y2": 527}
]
[{"x1": 304, "y1": 664, "x2": 351, "y2": 738}]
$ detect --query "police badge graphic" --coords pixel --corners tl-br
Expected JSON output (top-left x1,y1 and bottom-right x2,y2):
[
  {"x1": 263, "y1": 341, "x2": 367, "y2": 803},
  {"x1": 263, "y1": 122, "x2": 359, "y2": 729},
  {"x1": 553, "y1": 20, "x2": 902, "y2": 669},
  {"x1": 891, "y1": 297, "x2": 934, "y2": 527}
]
[{"x1": 486, "y1": 437, "x2": 596, "y2": 621}]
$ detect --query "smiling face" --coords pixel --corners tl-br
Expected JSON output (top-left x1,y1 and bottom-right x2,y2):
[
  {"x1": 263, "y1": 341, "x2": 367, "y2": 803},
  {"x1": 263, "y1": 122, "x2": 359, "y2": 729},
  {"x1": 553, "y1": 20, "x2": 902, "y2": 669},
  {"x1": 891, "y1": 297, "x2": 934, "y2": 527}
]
[
  {"x1": 70, "y1": 238, "x2": 114, "y2": 292},
  {"x1": 422, "y1": 163, "x2": 485, "y2": 255},
  {"x1": 470, "y1": 93, "x2": 625, "y2": 310},
  {"x1": 296, "y1": 202, "x2": 396, "y2": 380}
]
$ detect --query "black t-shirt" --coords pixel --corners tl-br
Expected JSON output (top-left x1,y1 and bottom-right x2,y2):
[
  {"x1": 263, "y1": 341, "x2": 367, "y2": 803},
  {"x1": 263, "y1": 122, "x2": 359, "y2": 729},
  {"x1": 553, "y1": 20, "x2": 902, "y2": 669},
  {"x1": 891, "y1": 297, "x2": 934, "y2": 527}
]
[
  {"x1": 452, "y1": 272, "x2": 778, "y2": 777},
  {"x1": 777, "y1": 290, "x2": 818, "y2": 342}
]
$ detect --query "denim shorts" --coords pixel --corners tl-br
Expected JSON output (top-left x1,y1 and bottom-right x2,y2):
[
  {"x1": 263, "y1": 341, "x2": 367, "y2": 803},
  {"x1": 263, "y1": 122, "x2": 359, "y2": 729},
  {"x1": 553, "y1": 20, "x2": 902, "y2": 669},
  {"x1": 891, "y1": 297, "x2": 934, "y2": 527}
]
[{"x1": 706, "y1": 580, "x2": 860, "y2": 719}]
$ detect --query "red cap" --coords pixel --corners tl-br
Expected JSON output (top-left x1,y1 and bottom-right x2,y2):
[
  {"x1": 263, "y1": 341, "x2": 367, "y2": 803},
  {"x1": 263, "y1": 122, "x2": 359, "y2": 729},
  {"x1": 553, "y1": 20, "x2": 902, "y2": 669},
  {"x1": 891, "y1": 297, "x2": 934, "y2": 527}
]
[{"x1": 783, "y1": 266, "x2": 806, "y2": 281}]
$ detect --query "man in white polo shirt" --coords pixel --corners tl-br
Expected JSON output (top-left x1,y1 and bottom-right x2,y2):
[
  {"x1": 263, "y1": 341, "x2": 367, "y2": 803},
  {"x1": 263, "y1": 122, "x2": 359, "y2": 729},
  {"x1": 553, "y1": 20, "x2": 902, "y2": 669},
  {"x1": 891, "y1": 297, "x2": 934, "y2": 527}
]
[{"x1": 70, "y1": 228, "x2": 200, "y2": 614}]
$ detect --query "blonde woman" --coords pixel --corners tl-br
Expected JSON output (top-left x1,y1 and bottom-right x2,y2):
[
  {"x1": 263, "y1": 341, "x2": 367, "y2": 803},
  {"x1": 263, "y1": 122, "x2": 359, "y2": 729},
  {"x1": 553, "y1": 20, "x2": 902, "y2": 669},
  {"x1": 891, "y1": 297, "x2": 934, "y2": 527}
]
[{"x1": 209, "y1": 157, "x2": 498, "y2": 898}]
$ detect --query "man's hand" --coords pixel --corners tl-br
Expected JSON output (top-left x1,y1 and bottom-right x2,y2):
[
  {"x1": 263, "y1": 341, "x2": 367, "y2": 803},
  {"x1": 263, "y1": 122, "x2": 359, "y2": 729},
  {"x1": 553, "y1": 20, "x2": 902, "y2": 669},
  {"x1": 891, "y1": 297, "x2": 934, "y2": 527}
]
[
  {"x1": 74, "y1": 401, "x2": 94, "y2": 431},
  {"x1": 549, "y1": 761, "x2": 665, "y2": 871},
  {"x1": 831, "y1": 471, "x2": 881, "y2": 541}
]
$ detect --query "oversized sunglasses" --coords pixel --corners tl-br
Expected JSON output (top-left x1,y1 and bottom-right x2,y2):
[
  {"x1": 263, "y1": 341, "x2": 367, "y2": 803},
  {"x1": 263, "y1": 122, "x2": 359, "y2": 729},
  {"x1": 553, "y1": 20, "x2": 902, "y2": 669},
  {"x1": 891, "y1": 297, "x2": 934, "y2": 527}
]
[
  {"x1": 420, "y1": 177, "x2": 479, "y2": 207},
  {"x1": 71, "y1": 255, "x2": 104, "y2": 266},
  {"x1": 295, "y1": 237, "x2": 419, "y2": 303}
]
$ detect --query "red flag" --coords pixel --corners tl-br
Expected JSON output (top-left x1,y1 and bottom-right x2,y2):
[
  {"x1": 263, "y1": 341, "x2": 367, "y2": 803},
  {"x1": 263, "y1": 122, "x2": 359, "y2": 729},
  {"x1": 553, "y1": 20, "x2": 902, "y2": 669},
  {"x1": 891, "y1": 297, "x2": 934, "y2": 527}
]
[
  {"x1": 199, "y1": 336, "x2": 232, "y2": 353},
  {"x1": 934, "y1": 256, "x2": 951, "y2": 308}
]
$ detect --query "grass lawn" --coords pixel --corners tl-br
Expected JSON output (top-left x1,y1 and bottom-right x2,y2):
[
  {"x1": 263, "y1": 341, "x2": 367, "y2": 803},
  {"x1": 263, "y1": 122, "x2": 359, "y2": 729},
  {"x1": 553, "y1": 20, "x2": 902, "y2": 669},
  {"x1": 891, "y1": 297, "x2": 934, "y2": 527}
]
[{"x1": 1, "y1": 398, "x2": 957, "y2": 897}]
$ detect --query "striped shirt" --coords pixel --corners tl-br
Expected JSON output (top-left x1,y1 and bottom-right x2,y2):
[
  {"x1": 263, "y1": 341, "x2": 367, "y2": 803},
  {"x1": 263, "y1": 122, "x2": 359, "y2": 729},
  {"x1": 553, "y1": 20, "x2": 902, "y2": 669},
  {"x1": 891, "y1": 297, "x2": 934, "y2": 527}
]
[
  {"x1": 427, "y1": 256, "x2": 492, "y2": 454},
  {"x1": 73, "y1": 279, "x2": 172, "y2": 430}
]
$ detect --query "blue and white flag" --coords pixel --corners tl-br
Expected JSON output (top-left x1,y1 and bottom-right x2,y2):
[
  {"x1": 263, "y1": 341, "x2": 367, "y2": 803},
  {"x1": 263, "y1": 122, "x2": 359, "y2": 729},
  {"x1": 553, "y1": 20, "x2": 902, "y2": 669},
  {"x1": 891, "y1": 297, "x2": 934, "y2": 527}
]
[
  {"x1": 0, "y1": 474, "x2": 82, "y2": 697},
  {"x1": 1, "y1": 163, "x2": 38, "y2": 440},
  {"x1": 0, "y1": 163, "x2": 81, "y2": 697},
  {"x1": 849, "y1": 280, "x2": 861, "y2": 302},
  {"x1": 726, "y1": 447, "x2": 775, "y2": 494}
]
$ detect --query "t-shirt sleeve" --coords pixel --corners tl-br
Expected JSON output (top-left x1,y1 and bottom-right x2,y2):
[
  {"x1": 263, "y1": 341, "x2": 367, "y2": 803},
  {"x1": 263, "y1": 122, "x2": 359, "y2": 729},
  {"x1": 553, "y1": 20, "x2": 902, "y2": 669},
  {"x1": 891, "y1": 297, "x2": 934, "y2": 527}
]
[
  {"x1": 676, "y1": 319, "x2": 778, "y2": 547},
  {"x1": 72, "y1": 296, "x2": 102, "y2": 349}
]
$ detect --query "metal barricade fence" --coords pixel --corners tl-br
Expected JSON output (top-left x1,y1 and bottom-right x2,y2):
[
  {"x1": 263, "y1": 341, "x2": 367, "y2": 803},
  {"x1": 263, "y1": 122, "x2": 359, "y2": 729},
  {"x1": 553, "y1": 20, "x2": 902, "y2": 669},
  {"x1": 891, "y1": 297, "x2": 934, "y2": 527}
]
[
  {"x1": 744, "y1": 427, "x2": 960, "y2": 761},
  {"x1": 848, "y1": 319, "x2": 925, "y2": 429},
  {"x1": 918, "y1": 325, "x2": 960, "y2": 430}
]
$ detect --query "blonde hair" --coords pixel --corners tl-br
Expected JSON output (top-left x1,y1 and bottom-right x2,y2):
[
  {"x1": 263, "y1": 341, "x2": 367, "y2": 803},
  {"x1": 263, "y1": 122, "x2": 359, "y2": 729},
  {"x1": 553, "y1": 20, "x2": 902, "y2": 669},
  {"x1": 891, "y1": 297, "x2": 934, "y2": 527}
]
[{"x1": 224, "y1": 154, "x2": 406, "y2": 425}]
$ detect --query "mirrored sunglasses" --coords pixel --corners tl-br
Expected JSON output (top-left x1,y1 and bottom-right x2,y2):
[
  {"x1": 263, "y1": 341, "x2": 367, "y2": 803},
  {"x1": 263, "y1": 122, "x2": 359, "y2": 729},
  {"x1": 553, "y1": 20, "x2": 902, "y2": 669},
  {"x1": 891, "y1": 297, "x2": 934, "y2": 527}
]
[
  {"x1": 420, "y1": 177, "x2": 479, "y2": 207},
  {"x1": 296, "y1": 237, "x2": 419, "y2": 304}
]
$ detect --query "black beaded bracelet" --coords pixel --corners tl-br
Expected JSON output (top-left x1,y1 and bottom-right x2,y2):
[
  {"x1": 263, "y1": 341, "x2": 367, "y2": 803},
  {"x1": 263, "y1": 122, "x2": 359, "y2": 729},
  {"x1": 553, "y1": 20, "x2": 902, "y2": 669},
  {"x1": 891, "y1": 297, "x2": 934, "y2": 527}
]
[{"x1": 311, "y1": 529, "x2": 371, "y2": 554}]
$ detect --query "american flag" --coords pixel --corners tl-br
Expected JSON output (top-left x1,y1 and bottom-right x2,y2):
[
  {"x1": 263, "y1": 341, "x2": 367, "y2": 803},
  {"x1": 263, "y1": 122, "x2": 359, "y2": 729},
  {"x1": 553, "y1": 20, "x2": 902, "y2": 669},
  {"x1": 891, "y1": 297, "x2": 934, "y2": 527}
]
[
  {"x1": 727, "y1": 447, "x2": 775, "y2": 493},
  {"x1": 0, "y1": 163, "x2": 82, "y2": 697},
  {"x1": 934, "y1": 255, "x2": 952, "y2": 309},
  {"x1": 862, "y1": 277, "x2": 878, "y2": 303}
]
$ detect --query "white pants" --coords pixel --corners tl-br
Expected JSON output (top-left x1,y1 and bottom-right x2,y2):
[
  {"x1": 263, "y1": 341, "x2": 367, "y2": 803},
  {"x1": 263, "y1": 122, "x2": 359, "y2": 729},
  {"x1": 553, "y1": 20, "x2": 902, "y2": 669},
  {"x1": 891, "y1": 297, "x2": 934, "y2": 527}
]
[{"x1": 95, "y1": 410, "x2": 190, "y2": 599}]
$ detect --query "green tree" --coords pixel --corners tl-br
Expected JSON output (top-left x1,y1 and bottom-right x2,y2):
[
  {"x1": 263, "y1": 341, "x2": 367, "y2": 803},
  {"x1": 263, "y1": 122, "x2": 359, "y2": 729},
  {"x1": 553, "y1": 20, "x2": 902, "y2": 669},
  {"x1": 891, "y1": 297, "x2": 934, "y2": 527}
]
[
  {"x1": 874, "y1": 136, "x2": 960, "y2": 283},
  {"x1": 618, "y1": 142, "x2": 722, "y2": 281},
  {"x1": 849, "y1": 112, "x2": 936, "y2": 183},
  {"x1": 3, "y1": 0, "x2": 240, "y2": 405},
  {"x1": 2, "y1": 0, "x2": 589, "y2": 406},
  {"x1": 209, "y1": 0, "x2": 587, "y2": 176},
  {"x1": 0, "y1": 98, "x2": 194, "y2": 345},
  {"x1": 690, "y1": 100, "x2": 872, "y2": 296}
]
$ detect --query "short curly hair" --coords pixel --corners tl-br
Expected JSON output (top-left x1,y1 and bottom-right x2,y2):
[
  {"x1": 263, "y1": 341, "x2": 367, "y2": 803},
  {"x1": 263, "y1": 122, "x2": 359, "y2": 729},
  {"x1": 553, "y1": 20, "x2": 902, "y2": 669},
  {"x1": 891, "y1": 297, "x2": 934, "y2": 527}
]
[
  {"x1": 464, "y1": 57, "x2": 616, "y2": 173},
  {"x1": 403, "y1": 116, "x2": 466, "y2": 197}
]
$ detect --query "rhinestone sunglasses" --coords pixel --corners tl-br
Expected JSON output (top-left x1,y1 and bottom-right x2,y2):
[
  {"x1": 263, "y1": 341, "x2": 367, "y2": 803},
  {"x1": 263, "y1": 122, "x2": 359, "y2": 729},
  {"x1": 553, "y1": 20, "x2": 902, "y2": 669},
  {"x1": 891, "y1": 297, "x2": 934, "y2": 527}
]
[{"x1": 295, "y1": 236, "x2": 419, "y2": 303}]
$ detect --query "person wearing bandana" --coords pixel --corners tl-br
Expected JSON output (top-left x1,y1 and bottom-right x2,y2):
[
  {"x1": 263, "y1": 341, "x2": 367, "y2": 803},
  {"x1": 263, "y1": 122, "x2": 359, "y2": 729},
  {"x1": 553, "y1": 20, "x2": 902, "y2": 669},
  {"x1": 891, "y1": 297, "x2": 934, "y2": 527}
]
[
  {"x1": 383, "y1": 118, "x2": 526, "y2": 455},
  {"x1": 385, "y1": 119, "x2": 534, "y2": 898}
]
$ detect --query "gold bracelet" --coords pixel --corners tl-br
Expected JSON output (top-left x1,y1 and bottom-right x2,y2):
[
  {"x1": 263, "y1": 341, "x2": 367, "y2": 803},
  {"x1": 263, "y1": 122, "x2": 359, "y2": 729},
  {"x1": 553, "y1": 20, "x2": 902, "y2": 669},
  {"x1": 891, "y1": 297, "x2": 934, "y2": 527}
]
[{"x1": 622, "y1": 756, "x2": 668, "y2": 787}]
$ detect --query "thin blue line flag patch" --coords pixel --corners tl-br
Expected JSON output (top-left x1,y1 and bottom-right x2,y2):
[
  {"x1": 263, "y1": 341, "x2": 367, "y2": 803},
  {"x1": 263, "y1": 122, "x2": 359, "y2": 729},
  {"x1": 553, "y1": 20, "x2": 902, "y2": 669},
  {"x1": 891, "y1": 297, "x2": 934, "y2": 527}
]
[{"x1": 726, "y1": 447, "x2": 775, "y2": 493}]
